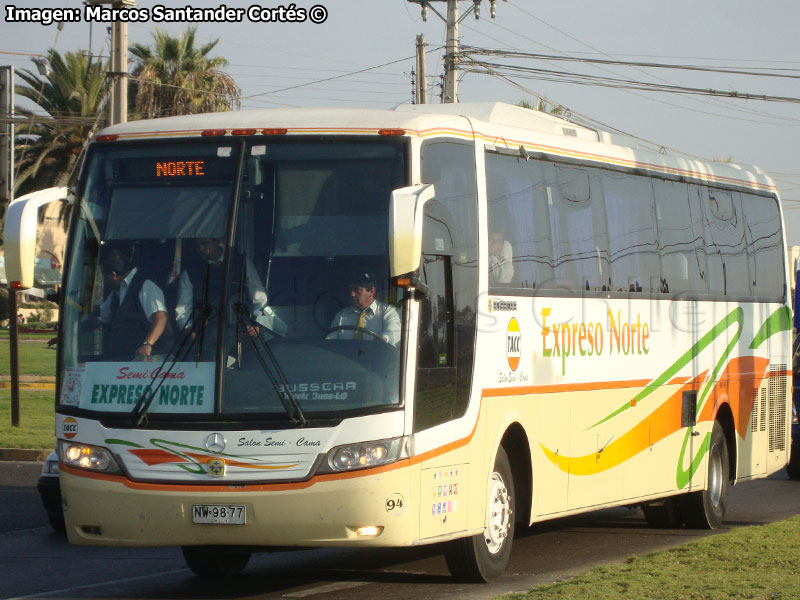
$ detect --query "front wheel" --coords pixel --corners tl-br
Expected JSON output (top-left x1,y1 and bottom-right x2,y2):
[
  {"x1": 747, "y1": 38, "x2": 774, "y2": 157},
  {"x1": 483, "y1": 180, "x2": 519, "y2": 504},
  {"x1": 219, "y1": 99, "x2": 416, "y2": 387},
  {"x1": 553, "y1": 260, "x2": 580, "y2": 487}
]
[
  {"x1": 682, "y1": 421, "x2": 729, "y2": 529},
  {"x1": 445, "y1": 446, "x2": 515, "y2": 582},
  {"x1": 182, "y1": 546, "x2": 251, "y2": 578},
  {"x1": 787, "y1": 450, "x2": 800, "y2": 480}
]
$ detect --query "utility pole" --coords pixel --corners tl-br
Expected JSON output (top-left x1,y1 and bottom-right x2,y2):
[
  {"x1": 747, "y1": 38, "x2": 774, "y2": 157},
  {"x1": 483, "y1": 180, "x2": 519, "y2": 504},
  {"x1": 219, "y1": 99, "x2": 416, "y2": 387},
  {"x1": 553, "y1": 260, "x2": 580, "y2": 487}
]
[
  {"x1": 407, "y1": 0, "x2": 500, "y2": 103},
  {"x1": 86, "y1": 0, "x2": 136, "y2": 124},
  {"x1": 0, "y1": 65, "x2": 19, "y2": 427},
  {"x1": 415, "y1": 34, "x2": 428, "y2": 104},
  {"x1": 110, "y1": 11, "x2": 129, "y2": 124}
]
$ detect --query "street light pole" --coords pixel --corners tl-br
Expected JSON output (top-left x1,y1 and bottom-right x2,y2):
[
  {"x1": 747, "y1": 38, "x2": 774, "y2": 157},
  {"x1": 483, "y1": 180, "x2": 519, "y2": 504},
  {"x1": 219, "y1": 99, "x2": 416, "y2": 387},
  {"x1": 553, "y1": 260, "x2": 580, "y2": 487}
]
[{"x1": 0, "y1": 64, "x2": 20, "y2": 427}]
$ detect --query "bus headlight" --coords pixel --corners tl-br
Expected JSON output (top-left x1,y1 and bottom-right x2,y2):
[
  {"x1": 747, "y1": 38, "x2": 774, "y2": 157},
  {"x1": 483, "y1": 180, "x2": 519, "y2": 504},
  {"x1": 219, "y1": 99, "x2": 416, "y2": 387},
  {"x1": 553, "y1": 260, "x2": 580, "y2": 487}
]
[
  {"x1": 58, "y1": 440, "x2": 121, "y2": 473},
  {"x1": 321, "y1": 436, "x2": 412, "y2": 473}
]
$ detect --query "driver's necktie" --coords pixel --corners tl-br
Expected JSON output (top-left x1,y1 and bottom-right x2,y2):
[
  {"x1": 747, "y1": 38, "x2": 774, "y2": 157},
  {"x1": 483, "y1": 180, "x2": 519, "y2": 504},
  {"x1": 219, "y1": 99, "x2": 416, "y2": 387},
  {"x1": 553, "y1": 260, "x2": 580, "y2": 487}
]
[{"x1": 355, "y1": 308, "x2": 369, "y2": 339}]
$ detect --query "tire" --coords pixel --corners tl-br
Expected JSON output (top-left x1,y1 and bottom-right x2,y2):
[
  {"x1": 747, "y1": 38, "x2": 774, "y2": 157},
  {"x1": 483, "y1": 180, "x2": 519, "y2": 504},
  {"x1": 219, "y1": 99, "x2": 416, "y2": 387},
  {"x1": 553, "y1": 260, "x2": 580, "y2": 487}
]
[
  {"x1": 787, "y1": 448, "x2": 800, "y2": 480},
  {"x1": 445, "y1": 446, "x2": 515, "y2": 582},
  {"x1": 48, "y1": 513, "x2": 66, "y2": 534},
  {"x1": 182, "y1": 546, "x2": 251, "y2": 577},
  {"x1": 682, "y1": 421, "x2": 729, "y2": 529},
  {"x1": 641, "y1": 497, "x2": 682, "y2": 528}
]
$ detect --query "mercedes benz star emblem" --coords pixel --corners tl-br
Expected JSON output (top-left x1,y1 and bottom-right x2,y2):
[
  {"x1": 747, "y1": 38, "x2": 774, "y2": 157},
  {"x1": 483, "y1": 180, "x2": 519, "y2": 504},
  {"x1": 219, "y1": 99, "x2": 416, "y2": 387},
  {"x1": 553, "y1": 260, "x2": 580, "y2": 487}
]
[{"x1": 204, "y1": 433, "x2": 226, "y2": 453}]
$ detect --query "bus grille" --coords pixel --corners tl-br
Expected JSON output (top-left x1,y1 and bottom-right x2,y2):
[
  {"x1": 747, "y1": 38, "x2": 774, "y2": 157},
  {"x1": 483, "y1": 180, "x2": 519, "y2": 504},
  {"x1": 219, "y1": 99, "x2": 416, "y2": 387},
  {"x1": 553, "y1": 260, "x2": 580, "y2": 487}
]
[{"x1": 768, "y1": 364, "x2": 787, "y2": 453}]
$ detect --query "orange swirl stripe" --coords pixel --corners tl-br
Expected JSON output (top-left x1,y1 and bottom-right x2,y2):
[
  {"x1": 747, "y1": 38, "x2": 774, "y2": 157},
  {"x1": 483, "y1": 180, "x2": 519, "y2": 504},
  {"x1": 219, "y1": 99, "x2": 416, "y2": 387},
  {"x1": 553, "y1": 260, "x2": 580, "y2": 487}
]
[{"x1": 540, "y1": 356, "x2": 770, "y2": 476}]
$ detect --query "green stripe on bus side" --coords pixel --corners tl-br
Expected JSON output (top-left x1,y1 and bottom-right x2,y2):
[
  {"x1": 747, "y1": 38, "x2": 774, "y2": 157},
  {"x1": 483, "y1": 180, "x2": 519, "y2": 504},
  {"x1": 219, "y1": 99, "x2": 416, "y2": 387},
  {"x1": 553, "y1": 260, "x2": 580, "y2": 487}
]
[
  {"x1": 590, "y1": 307, "x2": 743, "y2": 430},
  {"x1": 748, "y1": 306, "x2": 792, "y2": 351}
]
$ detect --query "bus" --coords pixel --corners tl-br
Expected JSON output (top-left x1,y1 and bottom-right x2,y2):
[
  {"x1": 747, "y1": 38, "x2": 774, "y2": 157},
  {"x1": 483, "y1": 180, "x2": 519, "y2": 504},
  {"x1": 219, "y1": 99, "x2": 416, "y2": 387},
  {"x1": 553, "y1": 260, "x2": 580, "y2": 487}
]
[{"x1": 4, "y1": 102, "x2": 791, "y2": 581}]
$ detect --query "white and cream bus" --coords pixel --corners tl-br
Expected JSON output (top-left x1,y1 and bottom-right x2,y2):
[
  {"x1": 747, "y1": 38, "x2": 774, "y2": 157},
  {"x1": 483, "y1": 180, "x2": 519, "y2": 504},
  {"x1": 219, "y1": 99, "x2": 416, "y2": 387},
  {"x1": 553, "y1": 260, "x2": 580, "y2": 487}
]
[{"x1": 5, "y1": 102, "x2": 791, "y2": 581}]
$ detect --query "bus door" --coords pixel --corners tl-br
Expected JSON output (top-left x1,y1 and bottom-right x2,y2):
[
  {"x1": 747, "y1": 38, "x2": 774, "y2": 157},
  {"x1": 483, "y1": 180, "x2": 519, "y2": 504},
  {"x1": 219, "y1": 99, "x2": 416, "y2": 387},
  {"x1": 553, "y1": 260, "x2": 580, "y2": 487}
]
[{"x1": 415, "y1": 253, "x2": 469, "y2": 538}]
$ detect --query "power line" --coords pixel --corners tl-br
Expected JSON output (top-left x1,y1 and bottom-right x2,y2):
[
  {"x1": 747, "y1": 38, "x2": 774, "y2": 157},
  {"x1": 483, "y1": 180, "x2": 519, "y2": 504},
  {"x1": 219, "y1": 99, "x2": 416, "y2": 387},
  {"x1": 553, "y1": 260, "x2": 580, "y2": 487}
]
[
  {"x1": 239, "y1": 53, "x2": 427, "y2": 101},
  {"x1": 493, "y1": 3, "x2": 800, "y2": 126},
  {"x1": 462, "y1": 47, "x2": 800, "y2": 80},
  {"x1": 461, "y1": 57, "x2": 800, "y2": 104}
]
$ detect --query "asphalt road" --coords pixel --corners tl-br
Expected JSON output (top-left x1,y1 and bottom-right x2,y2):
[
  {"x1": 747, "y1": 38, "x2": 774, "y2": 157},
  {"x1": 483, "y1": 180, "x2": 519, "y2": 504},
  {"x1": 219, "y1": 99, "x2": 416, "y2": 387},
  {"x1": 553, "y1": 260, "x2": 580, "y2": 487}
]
[{"x1": 2, "y1": 461, "x2": 799, "y2": 600}]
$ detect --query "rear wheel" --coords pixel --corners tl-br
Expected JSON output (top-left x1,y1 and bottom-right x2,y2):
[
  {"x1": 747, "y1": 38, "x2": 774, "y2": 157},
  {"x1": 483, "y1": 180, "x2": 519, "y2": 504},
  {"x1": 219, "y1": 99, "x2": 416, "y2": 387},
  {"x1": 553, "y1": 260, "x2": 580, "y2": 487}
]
[
  {"x1": 445, "y1": 447, "x2": 515, "y2": 582},
  {"x1": 682, "y1": 421, "x2": 729, "y2": 529},
  {"x1": 182, "y1": 546, "x2": 251, "y2": 577}
]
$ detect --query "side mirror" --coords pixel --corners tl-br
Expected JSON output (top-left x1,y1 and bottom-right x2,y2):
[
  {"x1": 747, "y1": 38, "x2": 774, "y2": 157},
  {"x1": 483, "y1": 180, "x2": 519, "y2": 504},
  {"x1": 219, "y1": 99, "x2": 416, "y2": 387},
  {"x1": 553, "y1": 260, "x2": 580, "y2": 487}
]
[
  {"x1": 3, "y1": 187, "x2": 71, "y2": 289},
  {"x1": 389, "y1": 184, "x2": 435, "y2": 277}
]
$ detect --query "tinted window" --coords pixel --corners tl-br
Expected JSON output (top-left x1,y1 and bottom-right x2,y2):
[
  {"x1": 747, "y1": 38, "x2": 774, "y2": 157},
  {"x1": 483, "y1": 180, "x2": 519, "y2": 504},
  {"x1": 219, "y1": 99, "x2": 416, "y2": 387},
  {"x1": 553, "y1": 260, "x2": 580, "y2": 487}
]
[
  {"x1": 742, "y1": 193, "x2": 785, "y2": 300},
  {"x1": 603, "y1": 172, "x2": 660, "y2": 292},
  {"x1": 698, "y1": 186, "x2": 750, "y2": 296},
  {"x1": 486, "y1": 153, "x2": 553, "y2": 289},
  {"x1": 419, "y1": 140, "x2": 478, "y2": 429},
  {"x1": 653, "y1": 179, "x2": 707, "y2": 296}
]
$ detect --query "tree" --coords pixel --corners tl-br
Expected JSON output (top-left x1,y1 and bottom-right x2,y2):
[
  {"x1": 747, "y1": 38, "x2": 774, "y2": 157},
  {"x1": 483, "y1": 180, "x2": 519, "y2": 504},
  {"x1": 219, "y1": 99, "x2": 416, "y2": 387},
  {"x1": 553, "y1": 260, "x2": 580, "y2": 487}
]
[
  {"x1": 129, "y1": 27, "x2": 240, "y2": 120},
  {"x1": 13, "y1": 50, "x2": 109, "y2": 197},
  {"x1": 519, "y1": 97, "x2": 563, "y2": 116}
]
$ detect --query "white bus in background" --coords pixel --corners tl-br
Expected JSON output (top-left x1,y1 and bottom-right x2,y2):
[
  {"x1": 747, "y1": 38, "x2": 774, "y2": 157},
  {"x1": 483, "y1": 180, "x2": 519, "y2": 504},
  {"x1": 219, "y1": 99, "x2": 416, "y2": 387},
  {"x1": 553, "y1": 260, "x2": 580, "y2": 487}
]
[{"x1": 4, "y1": 102, "x2": 791, "y2": 581}]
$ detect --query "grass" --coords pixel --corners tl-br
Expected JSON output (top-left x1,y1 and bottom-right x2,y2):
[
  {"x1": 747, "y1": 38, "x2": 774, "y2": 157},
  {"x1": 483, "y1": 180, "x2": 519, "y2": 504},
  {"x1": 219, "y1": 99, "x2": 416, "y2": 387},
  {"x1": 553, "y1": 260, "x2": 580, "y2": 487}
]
[
  {"x1": 503, "y1": 516, "x2": 800, "y2": 600},
  {"x1": 0, "y1": 330, "x2": 58, "y2": 377},
  {"x1": 0, "y1": 391, "x2": 56, "y2": 449}
]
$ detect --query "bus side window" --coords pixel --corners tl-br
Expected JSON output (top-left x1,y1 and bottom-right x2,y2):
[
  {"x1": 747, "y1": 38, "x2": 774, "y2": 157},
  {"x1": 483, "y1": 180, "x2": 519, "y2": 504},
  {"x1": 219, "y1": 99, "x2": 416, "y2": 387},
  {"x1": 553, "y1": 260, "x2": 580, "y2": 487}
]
[
  {"x1": 417, "y1": 254, "x2": 454, "y2": 369},
  {"x1": 414, "y1": 254, "x2": 457, "y2": 431}
]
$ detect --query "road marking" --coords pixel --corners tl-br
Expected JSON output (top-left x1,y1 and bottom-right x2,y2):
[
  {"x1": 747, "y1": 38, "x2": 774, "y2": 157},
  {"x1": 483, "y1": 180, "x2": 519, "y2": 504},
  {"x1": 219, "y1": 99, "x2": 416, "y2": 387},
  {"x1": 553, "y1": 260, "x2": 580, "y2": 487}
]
[
  {"x1": 6, "y1": 568, "x2": 188, "y2": 599},
  {"x1": 283, "y1": 581, "x2": 369, "y2": 597}
]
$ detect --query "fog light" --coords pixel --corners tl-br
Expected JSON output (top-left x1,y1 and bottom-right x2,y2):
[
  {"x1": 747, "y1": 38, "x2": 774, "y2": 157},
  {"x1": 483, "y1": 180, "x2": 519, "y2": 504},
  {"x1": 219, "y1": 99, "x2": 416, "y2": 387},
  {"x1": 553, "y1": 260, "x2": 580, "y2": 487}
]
[{"x1": 355, "y1": 526, "x2": 383, "y2": 537}]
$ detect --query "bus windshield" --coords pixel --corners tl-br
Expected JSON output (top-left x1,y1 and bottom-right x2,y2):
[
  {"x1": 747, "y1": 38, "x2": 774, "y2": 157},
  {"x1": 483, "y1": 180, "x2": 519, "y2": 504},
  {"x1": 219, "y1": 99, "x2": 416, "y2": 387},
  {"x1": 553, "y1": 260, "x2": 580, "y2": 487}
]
[{"x1": 59, "y1": 138, "x2": 407, "y2": 420}]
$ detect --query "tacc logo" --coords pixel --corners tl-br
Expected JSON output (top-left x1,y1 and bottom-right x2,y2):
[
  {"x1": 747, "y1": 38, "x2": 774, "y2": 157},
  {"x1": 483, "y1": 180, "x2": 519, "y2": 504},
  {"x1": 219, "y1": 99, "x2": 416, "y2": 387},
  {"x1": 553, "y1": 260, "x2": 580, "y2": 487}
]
[
  {"x1": 507, "y1": 318, "x2": 521, "y2": 371},
  {"x1": 62, "y1": 417, "x2": 78, "y2": 439}
]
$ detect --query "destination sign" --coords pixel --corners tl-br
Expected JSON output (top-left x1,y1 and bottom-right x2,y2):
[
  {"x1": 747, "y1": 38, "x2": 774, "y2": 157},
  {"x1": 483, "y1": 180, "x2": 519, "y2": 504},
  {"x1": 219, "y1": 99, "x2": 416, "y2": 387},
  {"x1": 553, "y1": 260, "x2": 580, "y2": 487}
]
[{"x1": 113, "y1": 155, "x2": 235, "y2": 182}]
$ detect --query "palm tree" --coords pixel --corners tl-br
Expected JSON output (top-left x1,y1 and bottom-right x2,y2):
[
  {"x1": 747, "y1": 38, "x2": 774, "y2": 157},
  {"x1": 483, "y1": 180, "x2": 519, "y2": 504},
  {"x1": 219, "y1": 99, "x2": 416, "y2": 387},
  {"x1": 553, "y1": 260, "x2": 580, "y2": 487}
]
[
  {"x1": 13, "y1": 49, "x2": 109, "y2": 196},
  {"x1": 129, "y1": 27, "x2": 240, "y2": 120}
]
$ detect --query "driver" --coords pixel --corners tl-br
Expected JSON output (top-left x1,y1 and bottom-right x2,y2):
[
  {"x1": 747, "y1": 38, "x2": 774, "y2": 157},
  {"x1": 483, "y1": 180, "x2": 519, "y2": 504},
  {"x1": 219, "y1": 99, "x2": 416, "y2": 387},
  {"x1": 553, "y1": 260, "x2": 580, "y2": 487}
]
[{"x1": 328, "y1": 272, "x2": 400, "y2": 346}]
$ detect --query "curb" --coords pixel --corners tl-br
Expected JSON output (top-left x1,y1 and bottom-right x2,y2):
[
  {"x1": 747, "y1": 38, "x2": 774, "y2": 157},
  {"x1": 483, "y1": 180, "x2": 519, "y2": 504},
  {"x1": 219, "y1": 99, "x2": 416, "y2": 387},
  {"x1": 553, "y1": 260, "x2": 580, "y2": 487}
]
[
  {"x1": 0, "y1": 383, "x2": 56, "y2": 390},
  {"x1": 0, "y1": 448, "x2": 50, "y2": 462}
]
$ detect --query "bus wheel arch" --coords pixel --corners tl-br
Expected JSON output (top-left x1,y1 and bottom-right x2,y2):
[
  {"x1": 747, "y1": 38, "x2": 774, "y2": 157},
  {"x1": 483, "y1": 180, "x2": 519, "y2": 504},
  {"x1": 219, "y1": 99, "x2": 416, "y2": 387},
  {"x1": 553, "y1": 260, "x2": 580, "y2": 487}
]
[
  {"x1": 681, "y1": 419, "x2": 730, "y2": 529},
  {"x1": 499, "y1": 422, "x2": 532, "y2": 527},
  {"x1": 444, "y1": 443, "x2": 517, "y2": 582},
  {"x1": 712, "y1": 402, "x2": 737, "y2": 483}
]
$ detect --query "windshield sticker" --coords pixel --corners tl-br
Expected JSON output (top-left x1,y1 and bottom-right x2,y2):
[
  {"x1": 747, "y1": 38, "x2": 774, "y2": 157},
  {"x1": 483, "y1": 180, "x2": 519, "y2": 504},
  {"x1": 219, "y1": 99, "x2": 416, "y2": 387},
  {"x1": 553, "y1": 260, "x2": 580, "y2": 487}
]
[
  {"x1": 74, "y1": 362, "x2": 215, "y2": 413},
  {"x1": 60, "y1": 367, "x2": 85, "y2": 406}
]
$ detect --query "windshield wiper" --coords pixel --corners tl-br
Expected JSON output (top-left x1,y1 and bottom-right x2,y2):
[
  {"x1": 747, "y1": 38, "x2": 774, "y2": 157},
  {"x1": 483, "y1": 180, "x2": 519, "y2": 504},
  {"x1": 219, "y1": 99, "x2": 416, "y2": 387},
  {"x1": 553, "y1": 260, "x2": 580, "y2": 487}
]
[
  {"x1": 128, "y1": 296, "x2": 213, "y2": 427},
  {"x1": 194, "y1": 262, "x2": 212, "y2": 363},
  {"x1": 233, "y1": 256, "x2": 307, "y2": 427}
]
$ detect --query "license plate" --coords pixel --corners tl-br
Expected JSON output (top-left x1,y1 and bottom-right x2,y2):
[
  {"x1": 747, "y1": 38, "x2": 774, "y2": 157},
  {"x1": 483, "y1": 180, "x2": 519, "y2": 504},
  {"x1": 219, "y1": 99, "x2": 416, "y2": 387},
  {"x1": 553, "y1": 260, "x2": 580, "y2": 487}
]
[{"x1": 192, "y1": 504, "x2": 246, "y2": 525}]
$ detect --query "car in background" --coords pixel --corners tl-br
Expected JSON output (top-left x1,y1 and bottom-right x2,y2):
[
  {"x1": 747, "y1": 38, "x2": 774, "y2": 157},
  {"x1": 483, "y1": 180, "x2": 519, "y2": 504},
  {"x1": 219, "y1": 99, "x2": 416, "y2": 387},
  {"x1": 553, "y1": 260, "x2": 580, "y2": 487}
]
[{"x1": 37, "y1": 450, "x2": 64, "y2": 533}]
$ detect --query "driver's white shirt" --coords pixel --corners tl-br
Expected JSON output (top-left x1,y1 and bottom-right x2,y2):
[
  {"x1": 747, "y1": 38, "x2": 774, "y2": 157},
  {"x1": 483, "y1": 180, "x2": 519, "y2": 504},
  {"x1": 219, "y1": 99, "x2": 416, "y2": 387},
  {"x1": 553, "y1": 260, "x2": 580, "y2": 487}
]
[
  {"x1": 328, "y1": 299, "x2": 400, "y2": 346},
  {"x1": 98, "y1": 268, "x2": 166, "y2": 323}
]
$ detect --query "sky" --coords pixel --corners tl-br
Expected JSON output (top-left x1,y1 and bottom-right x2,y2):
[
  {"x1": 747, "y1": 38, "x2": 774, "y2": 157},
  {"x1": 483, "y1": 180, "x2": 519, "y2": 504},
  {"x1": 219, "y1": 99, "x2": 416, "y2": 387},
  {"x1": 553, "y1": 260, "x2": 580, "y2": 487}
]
[{"x1": 2, "y1": 0, "x2": 800, "y2": 242}]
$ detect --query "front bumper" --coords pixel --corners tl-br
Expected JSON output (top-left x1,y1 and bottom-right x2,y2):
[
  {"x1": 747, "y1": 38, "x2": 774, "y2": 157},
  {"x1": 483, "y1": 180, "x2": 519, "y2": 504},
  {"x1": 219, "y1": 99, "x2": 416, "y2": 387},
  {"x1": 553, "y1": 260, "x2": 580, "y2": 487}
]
[{"x1": 61, "y1": 462, "x2": 419, "y2": 548}]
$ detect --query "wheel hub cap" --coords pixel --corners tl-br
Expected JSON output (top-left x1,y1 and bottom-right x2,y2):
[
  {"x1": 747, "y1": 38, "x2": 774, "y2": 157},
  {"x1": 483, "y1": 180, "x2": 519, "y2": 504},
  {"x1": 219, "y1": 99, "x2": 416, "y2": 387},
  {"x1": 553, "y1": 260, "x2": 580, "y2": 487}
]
[{"x1": 484, "y1": 472, "x2": 511, "y2": 554}]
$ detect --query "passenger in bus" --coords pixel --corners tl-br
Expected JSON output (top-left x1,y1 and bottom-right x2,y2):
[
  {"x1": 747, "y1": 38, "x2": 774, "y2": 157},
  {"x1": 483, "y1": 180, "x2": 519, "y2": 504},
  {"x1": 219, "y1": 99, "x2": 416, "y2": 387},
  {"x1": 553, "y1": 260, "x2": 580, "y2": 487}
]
[
  {"x1": 489, "y1": 230, "x2": 514, "y2": 284},
  {"x1": 97, "y1": 243, "x2": 173, "y2": 360},
  {"x1": 327, "y1": 272, "x2": 400, "y2": 346},
  {"x1": 174, "y1": 238, "x2": 285, "y2": 352}
]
